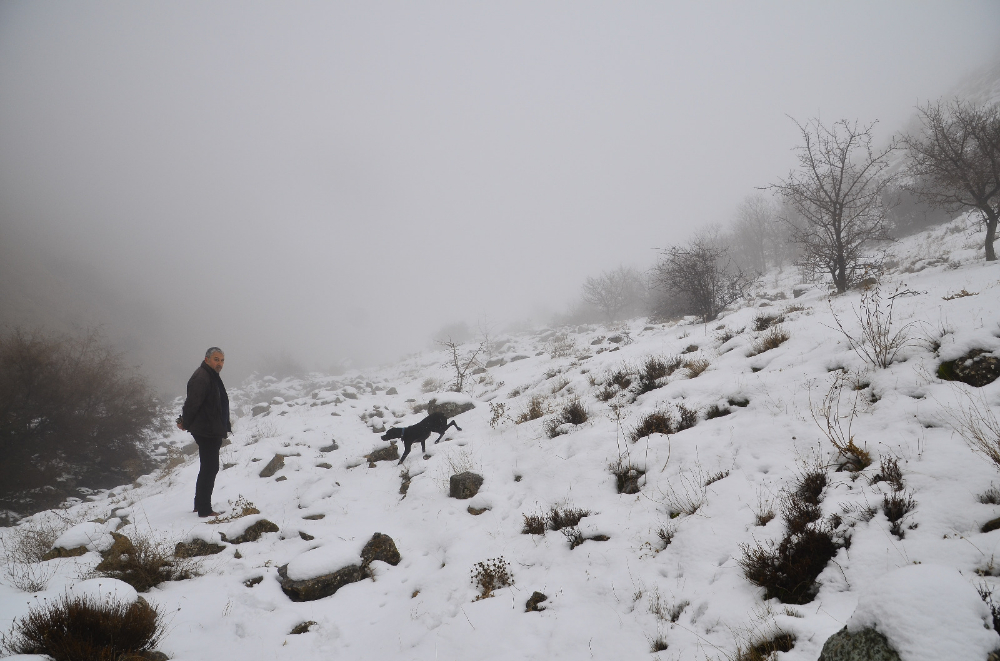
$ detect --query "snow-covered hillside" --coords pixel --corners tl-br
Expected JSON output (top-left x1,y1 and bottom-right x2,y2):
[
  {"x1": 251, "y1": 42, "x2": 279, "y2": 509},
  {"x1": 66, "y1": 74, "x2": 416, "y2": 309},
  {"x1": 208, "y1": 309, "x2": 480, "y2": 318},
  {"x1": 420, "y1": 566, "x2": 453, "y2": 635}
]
[{"x1": 5, "y1": 214, "x2": 1000, "y2": 660}]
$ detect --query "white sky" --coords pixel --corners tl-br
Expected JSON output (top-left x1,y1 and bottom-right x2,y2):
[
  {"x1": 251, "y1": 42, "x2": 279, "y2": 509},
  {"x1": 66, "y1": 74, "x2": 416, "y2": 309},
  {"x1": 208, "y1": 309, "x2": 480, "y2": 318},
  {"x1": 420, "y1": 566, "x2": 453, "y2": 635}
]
[{"x1": 1, "y1": 1, "x2": 998, "y2": 387}]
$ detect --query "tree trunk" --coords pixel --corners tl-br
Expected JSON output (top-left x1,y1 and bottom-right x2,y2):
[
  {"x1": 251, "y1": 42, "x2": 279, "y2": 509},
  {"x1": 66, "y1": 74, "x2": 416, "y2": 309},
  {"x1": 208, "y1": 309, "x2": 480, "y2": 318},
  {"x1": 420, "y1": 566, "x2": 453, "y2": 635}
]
[{"x1": 985, "y1": 209, "x2": 998, "y2": 262}]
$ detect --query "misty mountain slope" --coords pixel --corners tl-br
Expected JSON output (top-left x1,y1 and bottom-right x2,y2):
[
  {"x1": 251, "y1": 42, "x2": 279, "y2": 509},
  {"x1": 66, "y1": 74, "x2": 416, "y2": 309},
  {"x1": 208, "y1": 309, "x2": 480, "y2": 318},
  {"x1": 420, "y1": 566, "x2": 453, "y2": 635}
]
[{"x1": 3, "y1": 214, "x2": 1000, "y2": 660}]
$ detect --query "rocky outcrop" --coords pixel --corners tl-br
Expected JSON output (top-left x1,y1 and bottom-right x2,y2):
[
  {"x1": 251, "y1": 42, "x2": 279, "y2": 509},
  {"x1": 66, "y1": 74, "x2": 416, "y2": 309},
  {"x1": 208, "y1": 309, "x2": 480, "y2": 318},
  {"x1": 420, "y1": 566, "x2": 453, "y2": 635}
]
[
  {"x1": 173, "y1": 539, "x2": 225, "y2": 558},
  {"x1": 258, "y1": 454, "x2": 285, "y2": 478},
  {"x1": 449, "y1": 471, "x2": 484, "y2": 499},
  {"x1": 221, "y1": 519, "x2": 279, "y2": 544},
  {"x1": 277, "y1": 533, "x2": 400, "y2": 602},
  {"x1": 818, "y1": 627, "x2": 901, "y2": 661},
  {"x1": 251, "y1": 403, "x2": 270, "y2": 416}
]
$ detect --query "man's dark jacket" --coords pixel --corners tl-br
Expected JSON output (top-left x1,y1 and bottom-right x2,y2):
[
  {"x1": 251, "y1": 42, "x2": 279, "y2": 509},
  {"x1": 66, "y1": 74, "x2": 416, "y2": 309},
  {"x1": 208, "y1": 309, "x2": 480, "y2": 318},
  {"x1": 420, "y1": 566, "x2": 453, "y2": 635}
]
[{"x1": 182, "y1": 363, "x2": 231, "y2": 438}]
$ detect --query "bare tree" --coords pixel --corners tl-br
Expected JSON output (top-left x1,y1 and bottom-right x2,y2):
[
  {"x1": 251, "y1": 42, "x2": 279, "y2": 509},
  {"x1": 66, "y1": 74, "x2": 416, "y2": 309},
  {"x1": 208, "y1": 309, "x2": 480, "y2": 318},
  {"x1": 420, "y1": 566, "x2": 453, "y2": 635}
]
[
  {"x1": 730, "y1": 193, "x2": 780, "y2": 274},
  {"x1": 651, "y1": 238, "x2": 756, "y2": 322},
  {"x1": 438, "y1": 336, "x2": 485, "y2": 393},
  {"x1": 900, "y1": 99, "x2": 1000, "y2": 261},
  {"x1": 580, "y1": 266, "x2": 648, "y2": 322},
  {"x1": 771, "y1": 118, "x2": 895, "y2": 293}
]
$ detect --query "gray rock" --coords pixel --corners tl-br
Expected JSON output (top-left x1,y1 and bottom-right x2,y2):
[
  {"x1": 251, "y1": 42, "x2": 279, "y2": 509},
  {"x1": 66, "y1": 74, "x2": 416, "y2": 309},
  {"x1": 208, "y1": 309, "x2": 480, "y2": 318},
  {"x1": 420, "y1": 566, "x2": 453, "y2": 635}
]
[
  {"x1": 792, "y1": 285, "x2": 812, "y2": 298},
  {"x1": 258, "y1": 454, "x2": 285, "y2": 478},
  {"x1": 471, "y1": 367, "x2": 487, "y2": 375},
  {"x1": 365, "y1": 442, "x2": 399, "y2": 464},
  {"x1": 222, "y1": 519, "x2": 279, "y2": 544},
  {"x1": 525, "y1": 591, "x2": 548, "y2": 612},
  {"x1": 319, "y1": 441, "x2": 339, "y2": 452},
  {"x1": 485, "y1": 357, "x2": 506, "y2": 368},
  {"x1": 173, "y1": 539, "x2": 225, "y2": 558},
  {"x1": 360, "y1": 532, "x2": 401, "y2": 567},
  {"x1": 983, "y1": 517, "x2": 1000, "y2": 533},
  {"x1": 181, "y1": 442, "x2": 199, "y2": 456},
  {"x1": 818, "y1": 627, "x2": 901, "y2": 661},
  {"x1": 509, "y1": 355, "x2": 529, "y2": 362},
  {"x1": 289, "y1": 621, "x2": 317, "y2": 635},
  {"x1": 427, "y1": 398, "x2": 476, "y2": 418},
  {"x1": 277, "y1": 562, "x2": 367, "y2": 602},
  {"x1": 251, "y1": 404, "x2": 270, "y2": 417},
  {"x1": 342, "y1": 391, "x2": 358, "y2": 400},
  {"x1": 449, "y1": 471, "x2": 484, "y2": 499},
  {"x1": 386, "y1": 387, "x2": 398, "y2": 395},
  {"x1": 41, "y1": 545, "x2": 89, "y2": 561}
]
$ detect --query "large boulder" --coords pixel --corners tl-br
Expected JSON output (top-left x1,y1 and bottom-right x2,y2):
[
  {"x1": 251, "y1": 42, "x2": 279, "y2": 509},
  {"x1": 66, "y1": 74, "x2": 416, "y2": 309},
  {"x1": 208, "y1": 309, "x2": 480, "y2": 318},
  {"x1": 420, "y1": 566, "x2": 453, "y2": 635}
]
[
  {"x1": 277, "y1": 562, "x2": 367, "y2": 602},
  {"x1": 450, "y1": 471, "x2": 484, "y2": 499},
  {"x1": 939, "y1": 349, "x2": 1000, "y2": 387},
  {"x1": 818, "y1": 627, "x2": 901, "y2": 661},
  {"x1": 365, "y1": 442, "x2": 399, "y2": 464},
  {"x1": 277, "y1": 533, "x2": 400, "y2": 602}
]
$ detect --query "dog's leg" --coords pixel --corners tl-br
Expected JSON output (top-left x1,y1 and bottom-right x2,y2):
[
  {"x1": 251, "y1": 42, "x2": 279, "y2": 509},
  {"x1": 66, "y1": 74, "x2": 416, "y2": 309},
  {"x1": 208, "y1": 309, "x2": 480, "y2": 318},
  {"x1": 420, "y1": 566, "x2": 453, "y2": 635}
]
[
  {"x1": 434, "y1": 431, "x2": 445, "y2": 444},
  {"x1": 450, "y1": 420, "x2": 462, "y2": 432},
  {"x1": 398, "y1": 441, "x2": 412, "y2": 465}
]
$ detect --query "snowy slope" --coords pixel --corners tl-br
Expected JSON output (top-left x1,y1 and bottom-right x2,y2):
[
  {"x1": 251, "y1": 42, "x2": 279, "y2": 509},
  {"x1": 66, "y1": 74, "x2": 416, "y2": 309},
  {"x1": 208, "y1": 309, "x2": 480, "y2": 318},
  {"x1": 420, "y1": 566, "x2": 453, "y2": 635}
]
[{"x1": 4, "y1": 213, "x2": 1000, "y2": 660}]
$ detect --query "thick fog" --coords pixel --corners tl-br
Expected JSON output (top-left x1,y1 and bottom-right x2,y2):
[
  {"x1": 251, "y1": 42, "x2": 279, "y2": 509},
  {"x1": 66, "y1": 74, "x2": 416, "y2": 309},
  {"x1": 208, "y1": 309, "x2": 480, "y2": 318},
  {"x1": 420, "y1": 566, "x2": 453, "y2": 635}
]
[{"x1": 1, "y1": 2, "x2": 998, "y2": 395}]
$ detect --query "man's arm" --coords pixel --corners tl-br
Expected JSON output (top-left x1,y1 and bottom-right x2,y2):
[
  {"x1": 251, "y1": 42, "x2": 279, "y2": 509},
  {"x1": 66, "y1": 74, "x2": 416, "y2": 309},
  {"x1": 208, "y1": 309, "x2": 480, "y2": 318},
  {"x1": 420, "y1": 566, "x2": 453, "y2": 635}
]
[{"x1": 181, "y1": 369, "x2": 209, "y2": 430}]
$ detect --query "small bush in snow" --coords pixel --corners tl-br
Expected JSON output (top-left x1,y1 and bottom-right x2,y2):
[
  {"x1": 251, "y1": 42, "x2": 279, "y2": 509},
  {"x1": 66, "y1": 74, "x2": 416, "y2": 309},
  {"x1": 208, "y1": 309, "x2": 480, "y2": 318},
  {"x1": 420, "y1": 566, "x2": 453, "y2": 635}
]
[
  {"x1": 733, "y1": 631, "x2": 796, "y2": 661},
  {"x1": 748, "y1": 326, "x2": 790, "y2": 356},
  {"x1": 870, "y1": 456, "x2": 905, "y2": 492},
  {"x1": 882, "y1": 491, "x2": 916, "y2": 539},
  {"x1": 705, "y1": 404, "x2": 731, "y2": 420},
  {"x1": 609, "y1": 457, "x2": 645, "y2": 494},
  {"x1": 548, "y1": 506, "x2": 591, "y2": 531},
  {"x1": 95, "y1": 532, "x2": 195, "y2": 592},
  {"x1": 470, "y1": 557, "x2": 513, "y2": 601},
  {"x1": 0, "y1": 591, "x2": 164, "y2": 660},
  {"x1": 682, "y1": 358, "x2": 710, "y2": 378},
  {"x1": 829, "y1": 283, "x2": 915, "y2": 369},
  {"x1": 979, "y1": 486, "x2": 1000, "y2": 506},
  {"x1": 521, "y1": 513, "x2": 546, "y2": 535},
  {"x1": 515, "y1": 395, "x2": 547, "y2": 424},
  {"x1": 811, "y1": 375, "x2": 872, "y2": 471},
  {"x1": 752, "y1": 312, "x2": 784, "y2": 332},
  {"x1": 629, "y1": 412, "x2": 675, "y2": 443}
]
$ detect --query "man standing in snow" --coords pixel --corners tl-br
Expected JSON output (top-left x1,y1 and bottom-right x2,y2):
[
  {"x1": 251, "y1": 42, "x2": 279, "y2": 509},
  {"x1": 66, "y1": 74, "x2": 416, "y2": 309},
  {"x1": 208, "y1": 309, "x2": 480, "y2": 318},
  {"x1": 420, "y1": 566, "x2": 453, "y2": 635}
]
[{"x1": 177, "y1": 347, "x2": 232, "y2": 517}]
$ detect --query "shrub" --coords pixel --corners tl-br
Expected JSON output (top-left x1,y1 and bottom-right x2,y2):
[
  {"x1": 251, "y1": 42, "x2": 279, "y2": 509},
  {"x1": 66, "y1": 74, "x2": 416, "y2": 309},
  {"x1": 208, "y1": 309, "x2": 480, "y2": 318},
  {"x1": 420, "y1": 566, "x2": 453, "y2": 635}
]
[
  {"x1": 521, "y1": 513, "x2": 546, "y2": 535},
  {"x1": 661, "y1": 468, "x2": 707, "y2": 517},
  {"x1": 609, "y1": 457, "x2": 645, "y2": 494},
  {"x1": 705, "y1": 404, "x2": 731, "y2": 420},
  {"x1": 650, "y1": 636, "x2": 669, "y2": 652},
  {"x1": 943, "y1": 389, "x2": 1000, "y2": 472},
  {"x1": 682, "y1": 358, "x2": 710, "y2": 378},
  {"x1": 95, "y1": 532, "x2": 194, "y2": 592},
  {"x1": 882, "y1": 491, "x2": 916, "y2": 539},
  {"x1": 980, "y1": 486, "x2": 1000, "y2": 506},
  {"x1": 548, "y1": 506, "x2": 591, "y2": 531},
  {"x1": 811, "y1": 375, "x2": 872, "y2": 471},
  {"x1": 829, "y1": 284, "x2": 915, "y2": 369},
  {"x1": 608, "y1": 367, "x2": 634, "y2": 390},
  {"x1": 560, "y1": 399, "x2": 588, "y2": 425},
  {"x1": 629, "y1": 412, "x2": 674, "y2": 443},
  {"x1": 561, "y1": 527, "x2": 585, "y2": 549},
  {"x1": 470, "y1": 557, "x2": 513, "y2": 600},
  {"x1": 515, "y1": 396, "x2": 547, "y2": 424},
  {"x1": 636, "y1": 356, "x2": 678, "y2": 395},
  {"x1": 656, "y1": 526, "x2": 675, "y2": 550},
  {"x1": 870, "y1": 456, "x2": 904, "y2": 492},
  {"x1": 0, "y1": 515, "x2": 69, "y2": 592},
  {"x1": 0, "y1": 328, "x2": 160, "y2": 515},
  {"x1": 977, "y1": 583, "x2": 1000, "y2": 636},
  {"x1": 739, "y1": 525, "x2": 839, "y2": 604},
  {"x1": 676, "y1": 404, "x2": 698, "y2": 431},
  {"x1": 734, "y1": 632, "x2": 796, "y2": 661},
  {"x1": 704, "y1": 470, "x2": 729, "y2": 486},
  {"x1": 748, "y1": 326, "x2": 790, "y2": 356},
  {"x1": 0, "y1": 591, "x2": 164, "y2": 660},
  {"x1": 752, "y1": 313, "x2": 784, "y2": 332}
]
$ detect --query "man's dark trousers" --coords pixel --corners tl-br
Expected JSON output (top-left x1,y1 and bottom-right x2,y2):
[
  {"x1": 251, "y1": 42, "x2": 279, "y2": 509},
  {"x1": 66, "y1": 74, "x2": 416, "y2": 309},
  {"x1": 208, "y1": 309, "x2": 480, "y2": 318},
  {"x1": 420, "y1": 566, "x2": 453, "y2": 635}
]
[{"x1": 193, "y1": 435, "x2": 223, "y2": 515}]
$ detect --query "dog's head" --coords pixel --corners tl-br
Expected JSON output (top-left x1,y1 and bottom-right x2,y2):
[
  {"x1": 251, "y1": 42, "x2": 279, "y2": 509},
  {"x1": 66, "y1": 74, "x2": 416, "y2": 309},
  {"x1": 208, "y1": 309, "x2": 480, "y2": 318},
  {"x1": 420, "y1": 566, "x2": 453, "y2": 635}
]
[{"x1": 381, "y1": 427, "x2": 403, "y2": 442}]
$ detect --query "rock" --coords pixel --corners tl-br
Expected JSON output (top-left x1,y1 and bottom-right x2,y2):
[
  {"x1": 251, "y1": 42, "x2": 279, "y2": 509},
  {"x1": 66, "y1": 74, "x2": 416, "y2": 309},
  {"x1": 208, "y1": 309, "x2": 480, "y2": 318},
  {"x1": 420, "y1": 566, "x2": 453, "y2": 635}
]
[
  {"x1": 319, "y1": 442, "x2": 339, "y2": 452},
  {"x1": 525, "y1": 591, "x2": 548, "y2": 612},
  {"x1": 485, "y1": 357, "x2": 506, "y2": 368},
  {"x1": 181, "y1": 442, "x2": 199, "y2": 456},
  {"x1": 386, "y1": 387, "x2": 398, "y2": 395},
  {"x1": 289, "y1": 621, "x2": 317, "y2": 635},
  {"x1": 818, "y1": 627, "x2": 901, "y2": 661},
  {"x1": 427, "y1": 398, "x2": 476, "y2": 418},
  {"x1": 590, "y1": 338, "x2": 603, "y2": 345},
  {"x1": 95, "y1": 533, "x2": 135, "y2": 571},
  {"x1": 608, "y1": 335, "x2": 624, "y2": 344},
  {"x1": 42, "y1": 545, "x2": 89, "y2": 561},
  {"x1": 277, "y1": 562, "x2": 368, "y2": 602},
  {"x1": 509, "y1": 355, "x2": 529, "y2": 362},
  {"x1": 343, "y1": 391, "x2": 358, "y2": 400},
  {"x1": 939, "y1": 349, "x2": 1000, "y2": 387},
  {"x1": 365, "y1": 442, "x2": 399, "y2": 464},
  {"x1": 467, "y1": 506, "x2": 489, "y2": 515},
  {"x1": 792, "y1": 285, "x2": 811, "y2": 298},
  {"x1": 173, "y1": 539, "x2": 225, "y2": 558},
  {"x1": 258, "y1": 454, "x2": 286, "y2": 478},
  {"x1": 449, "y1": 471, "x2": 484, "y2": 499},
  {"x1": 360, "y1": 532, "x2": 401, "y2": 567},
  {"x1": 251, "y1": 403, "x2": 270, "y2": 416},
  {"x1": 471, "y1": 367, "x2": 487, "y2": 375},
  {"x1": 299, "y1": 531, "x2": 315, "y2": 541},
  {"x1": 222, "y1": 519, "x2": 279, "y2": 544},
  {"x1": 302, "y1": 514, "x2": 325, "y2": 520},
  {"x1": 983, "y1": 517, "x2": 1000, "y2": 533},
  {"x1": 316, "y1": 462, "x2": 332, "y2": 469},
  {"x1": 244, "y1": 576, "x2": 263, "y2": 588}
]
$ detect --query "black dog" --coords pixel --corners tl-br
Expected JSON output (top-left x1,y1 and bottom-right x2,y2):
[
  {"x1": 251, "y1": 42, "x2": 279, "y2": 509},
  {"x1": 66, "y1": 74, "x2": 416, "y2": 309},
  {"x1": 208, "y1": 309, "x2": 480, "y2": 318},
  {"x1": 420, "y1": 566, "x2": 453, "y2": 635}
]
[{"x1": 382, "y1": 412, "x2": 462, "y2": 464}]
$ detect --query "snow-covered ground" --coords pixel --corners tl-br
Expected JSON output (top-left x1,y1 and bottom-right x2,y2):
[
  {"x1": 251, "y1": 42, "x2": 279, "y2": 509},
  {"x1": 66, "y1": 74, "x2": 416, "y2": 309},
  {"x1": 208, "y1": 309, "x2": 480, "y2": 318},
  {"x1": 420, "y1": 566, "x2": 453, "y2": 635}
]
[{"x1": 4, "y1": 214, "x2": 1000, "y2": 660}]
